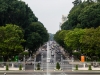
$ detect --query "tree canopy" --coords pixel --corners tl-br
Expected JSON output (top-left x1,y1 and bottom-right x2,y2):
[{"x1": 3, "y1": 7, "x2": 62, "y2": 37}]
[
  {"x1": 0, "y1": 24, "x2": 25, "y2": 61},
  {"x1": 0, "y1": 0, "x2": 49, "y2": 58},
  {"x1": 61, "y1": 1, "x2": 100, "y2": 30},
  {"x1": 0, "y1": 0, "x2": 38, "y2": 28},
  {"x1": 55, "y1": 0, "x2": 100, "y2": 61},
  {"x1": 55, "y1": 27, "x2": 100, "y2": 61},
  {"x1": 25, "y1": 22, "x2": 49, "y2": 53}
]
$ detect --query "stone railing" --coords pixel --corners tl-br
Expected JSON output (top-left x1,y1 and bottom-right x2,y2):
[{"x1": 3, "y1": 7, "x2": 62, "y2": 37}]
[{"x1": 0, "y1": 62, "x2": 25, "y2": 70}]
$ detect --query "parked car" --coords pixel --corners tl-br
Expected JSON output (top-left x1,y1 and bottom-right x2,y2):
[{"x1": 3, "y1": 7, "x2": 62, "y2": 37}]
[
  {"x1": 42, "y1": 49, "x2": 45, "y2": 51},
  {"x1": 25, "y1": 60, "x2": 34, "y2": 65}
]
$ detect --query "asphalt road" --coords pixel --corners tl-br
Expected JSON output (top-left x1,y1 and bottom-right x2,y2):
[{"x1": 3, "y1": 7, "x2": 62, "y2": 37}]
[
  {"x1": 25, "y1": 41, "x2": 73, "y2": 71},
  {"x1": 34, "y1": 41, "x2": 72, "y2": 71}
]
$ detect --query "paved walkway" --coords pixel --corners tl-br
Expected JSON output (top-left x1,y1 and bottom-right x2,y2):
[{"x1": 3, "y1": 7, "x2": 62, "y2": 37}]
[{"x1": 0, "y1": 69, "x2": 100, "y2": 73}]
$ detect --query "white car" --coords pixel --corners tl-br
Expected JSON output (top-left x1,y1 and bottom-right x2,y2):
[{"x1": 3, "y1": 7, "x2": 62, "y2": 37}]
[
  {"x1": 26, "y1": 60, "x2": 34, "y2": 65},
  {"x1": 42, "y1": 49, "x2": 45, "y2": 51}
]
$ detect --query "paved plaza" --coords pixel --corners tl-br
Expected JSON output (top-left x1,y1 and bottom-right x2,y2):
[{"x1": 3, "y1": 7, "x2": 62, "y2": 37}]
[{"x1": 0, "y1": 71, "x2": 100, "y2": 75}]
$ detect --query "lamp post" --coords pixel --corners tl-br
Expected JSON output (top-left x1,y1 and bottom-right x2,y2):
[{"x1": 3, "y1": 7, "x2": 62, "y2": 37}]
[
  {"x1": 13, "y1": 56, "x2": 14, "y2": 61},
  {"x1": 30, "y1": 51, "x2": 32, "y2": 60},
  {"x1": 23, "y1": 55, "x2": 25, "y2": 71},
  {"x1": 41, "y1": 53, "x2": 43, "y2": 70},
  {"x1": 54, "y1": 50, "x2": 56, "y2": 64},
  {"x1": 72, "y1": 55, "x2": 74, "y2": 71},
  {"x1": 34, "y1": 55, "x2": 36, "y2": 71},
  {"x1": 2, "y1": 56, "x2": 3, "y2": 62},
  {"x1": 61, "y1": 55, "x2": 63, "y2": 70}
]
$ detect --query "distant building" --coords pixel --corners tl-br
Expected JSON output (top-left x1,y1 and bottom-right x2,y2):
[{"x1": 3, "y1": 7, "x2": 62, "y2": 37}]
[{"x1": 59, "y1": 15, "x2": 67, "y2": 30}]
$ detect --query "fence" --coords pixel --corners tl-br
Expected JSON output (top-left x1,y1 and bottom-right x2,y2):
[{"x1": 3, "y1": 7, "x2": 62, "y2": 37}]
[
  {"x1": 71, "y1": 61, "x2": 100, "y2": 70},
  {"x1": 0, "y1": 62, "x2": 25, "y2": 70}
]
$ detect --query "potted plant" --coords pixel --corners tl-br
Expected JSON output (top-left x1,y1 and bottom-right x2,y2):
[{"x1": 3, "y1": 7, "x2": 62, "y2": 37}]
[
  {"x1": 75, "y1": 65, "x2": 78, "y2": 70},
  {"x1": 56, "y1": 62, "x2": 60, "y2": 70},
  {"x1": 6, "y1": 64, "x2": 9, "y2": 70},
  {"x1": 37, "y1": 63, "x2": 40, "y2": 70},
  {"x1": 88, "y1": 65, "x2": 92, "y2": 70},
  {"x1": 19, "y1": 64, "x2": 22, "y2": 70}
]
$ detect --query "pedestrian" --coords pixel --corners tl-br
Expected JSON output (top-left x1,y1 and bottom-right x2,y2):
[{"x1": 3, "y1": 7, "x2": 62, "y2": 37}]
[{"x1": 4, "y1": 72, "x2": 6, "y2": 75}]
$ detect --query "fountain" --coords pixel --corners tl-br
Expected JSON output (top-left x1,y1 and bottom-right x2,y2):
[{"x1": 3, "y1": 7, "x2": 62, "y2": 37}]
[
  {"x1": 44, "y1": 41, "x2": 67, "y2": 75},
  {"x1": 46, "y1": 41, "x2": 51, "y2": 75}
]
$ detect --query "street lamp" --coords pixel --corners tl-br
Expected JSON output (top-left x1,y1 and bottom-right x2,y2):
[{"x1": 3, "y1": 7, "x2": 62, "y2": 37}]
[
  {"x1": 72, "y1": 55, "x2": 74, "y2": 71},
  {"x1": 30, "y1": 51, "x2": 32, "y2": 60},
  {"x1": 13, "y1": 56, "x2": 14, "y2": 61},
  {"x1": 2, "y1": 56, "x2": 3, "y2": 62},
  {"x1": 61, "y1": 55, "x2": 63, "y2": 70},
  {"x1": 61, "y1": 55, "x2": 63, "y2": 62},
  {"x1": 41, "y1": 53, "x2": 43, "y2": 70},
  {"x1": 54, "y1": 50, "x2": 56, "y2": 64},
  {"x1": 34, "y1": 55, "x2": 36, "y2": 71},
  {"x1": 23, "y1": 55, "x2": 25, "y2": 71}
]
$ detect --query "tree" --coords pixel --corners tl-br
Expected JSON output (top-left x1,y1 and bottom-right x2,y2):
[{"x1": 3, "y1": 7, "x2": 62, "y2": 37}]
[
  {"x1": 26, "y1": 32, "x2": 42, "y2": 53},
  {"x1": 64, "y1": 28, "x2": 85, "y2": 50},
  {"x1": 25, "y1": 22, "x2": 49, "y2": 53},
  {"x1": 0, "y1": 0, "x2": 38, "y2": 28},
  {"x1": 56, "y1": 62, "x2": 60, "y2": 70},
  {"x1": 54, "y1": 30, "x2": 72, "y2": 54},
  {"x1": 61, "y1": 1, "x2": 97, "y2": 30},
  {"x1": 37, "y1": 63, "x2": 40, "y2": 70},
  {"x1": 0, "y1": 24, "x2": 25, "y2": 61},
  {"x1": 78, "y1": 3, "x2": 100, "y2": 28},
  {"x1": 97, "y1": 0, "x2": 100, "y2": 2},
  {"x1": 0, "y1": 0, "x2": 49, "y2": 54},
  {"x1": 80, "y1": 27, "x2": 100, "y2": 60},
  {"x1": 0, "y1": 0, "x2": 38, "y2": 49},
  {"x1": 61, "y1": 21, "x2": 71, "y2": 30},
  {"x1": 62, "y1": 2, "x2": 84, "y2": 30}
]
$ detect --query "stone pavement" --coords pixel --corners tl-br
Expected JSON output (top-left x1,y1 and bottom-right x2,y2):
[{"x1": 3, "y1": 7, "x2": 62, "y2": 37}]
[{"x1": 0, "y1": 69, "x2": 100, "y2": 73}]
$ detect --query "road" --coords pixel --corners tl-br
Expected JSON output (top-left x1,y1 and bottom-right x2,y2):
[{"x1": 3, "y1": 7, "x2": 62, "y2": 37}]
[
  {"x1": 0, "y1": 71, "x2": 100, "y2": 75},
  {"x1": 25, "y1": 41, "x2": 72, "y2": 71},
  {"x1": 0, "y1": 73, "x2": 100, "y2": 75}
]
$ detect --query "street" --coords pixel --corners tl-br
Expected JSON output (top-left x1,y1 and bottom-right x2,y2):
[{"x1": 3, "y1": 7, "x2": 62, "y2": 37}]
[
  {"x1": 25, "y1": 41, "x2": 72, "y2": 71},
  {"x1": 0, "y1": 71, "x2": 100, "y2": 75},
  {"x1": 18, "y1": 41, "x2": 100, "y2": 75}
]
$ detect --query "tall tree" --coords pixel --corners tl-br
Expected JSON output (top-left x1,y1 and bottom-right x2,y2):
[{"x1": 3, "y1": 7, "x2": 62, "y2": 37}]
[
  {"x1": 0, "y1": 0, "x2": 49, "y2": 53},
  {"x1": 0, "y1": 0, "x2": 38, "y2": 28},
  {"x1": 78, "y1": 3, "x2": 100, "y2": 28},
  {"x1": 25, "y1": 22, "x2": 49, "y2": 53},
  {"x1": 0, "y1": 24, "x2": 25, "y2": 61},
  {"x1": 80, "y1": 27, "x2": 100, "y2": 60},
  {"x1": 64, "y1": 28, "x2": 85, "y2": 51}
]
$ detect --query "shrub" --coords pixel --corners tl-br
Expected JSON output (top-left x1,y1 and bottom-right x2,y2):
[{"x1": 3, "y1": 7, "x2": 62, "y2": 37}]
[
  {"x1": 56, "y1": 62, "x2": 60, "y2": 70},
  {"x1": 19, "y1": 64, "x2": 22, "y2": 70},
  {"x1": 75, "y1": 65, "x2": 78, "y2": 70},
  {"x1": 37, "y1": 63, "x2": 40, "y2": 70},
  {"x1": 88, "y1": 65, "x2": 92, "y2": 70},
  {"x1": 6, "y1": 64, "x2": 9, "y2": 70}
]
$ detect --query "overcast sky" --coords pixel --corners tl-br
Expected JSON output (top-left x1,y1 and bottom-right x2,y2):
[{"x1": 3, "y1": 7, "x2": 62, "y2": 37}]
[{"x1": 22, "y1": 0, "x2": 74, "y2": 34}]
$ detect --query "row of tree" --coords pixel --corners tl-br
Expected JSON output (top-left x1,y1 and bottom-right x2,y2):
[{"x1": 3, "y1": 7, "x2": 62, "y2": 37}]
[
  {"x1": 54, "y1": 0, "x2": 100, "y2": 61},
  {"x1": 61, "y1": 0, "x2": 100, "y2": 30},
  {"x1": 54, "y1": 27, "x2": 100, "y2": 61},
  {"x1": 0, "y1": 0, "x2": 49, "y2": 61}
]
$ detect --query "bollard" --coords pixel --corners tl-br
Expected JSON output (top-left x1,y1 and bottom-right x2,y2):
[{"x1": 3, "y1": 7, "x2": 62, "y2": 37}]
[{"x1": 4, "y1": 72, "x2": 6, "y2": 75}]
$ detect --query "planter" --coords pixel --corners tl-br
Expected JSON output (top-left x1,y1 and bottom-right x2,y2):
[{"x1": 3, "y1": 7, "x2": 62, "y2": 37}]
[{"x1": 54, "y1": 68, "x2": 62, "y2": 71}]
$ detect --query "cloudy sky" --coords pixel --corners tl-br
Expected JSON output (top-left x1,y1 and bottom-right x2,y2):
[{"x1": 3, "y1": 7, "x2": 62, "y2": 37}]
[{"x1": 22, "y1": 0, "x2": 74, "y2": 34}]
